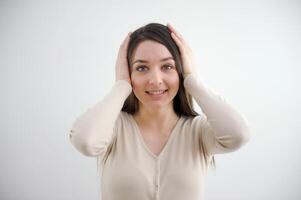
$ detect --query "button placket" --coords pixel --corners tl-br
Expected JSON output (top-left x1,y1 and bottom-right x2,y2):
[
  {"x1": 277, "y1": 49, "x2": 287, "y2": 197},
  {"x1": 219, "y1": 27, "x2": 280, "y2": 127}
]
[{"x1": 154, "y1": 158, "x2": 160, "y2": 199}]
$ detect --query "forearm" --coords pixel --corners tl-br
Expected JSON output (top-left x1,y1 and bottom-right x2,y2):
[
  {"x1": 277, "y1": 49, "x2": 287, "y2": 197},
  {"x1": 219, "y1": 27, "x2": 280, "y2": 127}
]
[
  {"x1": 69, "y1": 80, "x2": 132, "y2": 156},
  {"x1": 184, "y1": 74, "x2": 250, "y2": 152}
]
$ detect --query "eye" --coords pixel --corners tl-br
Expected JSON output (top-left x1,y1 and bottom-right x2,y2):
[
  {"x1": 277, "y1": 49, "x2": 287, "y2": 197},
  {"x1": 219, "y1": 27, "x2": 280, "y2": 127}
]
[
  {"x1": 136, "y1": 65, "x2": 148, "y2": 72},
  {"x1": 162, "y1": 64, "x2": 174, "y2": 70}
]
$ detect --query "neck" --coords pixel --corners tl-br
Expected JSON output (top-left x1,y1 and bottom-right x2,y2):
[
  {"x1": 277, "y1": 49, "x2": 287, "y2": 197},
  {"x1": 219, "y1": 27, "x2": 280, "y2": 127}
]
[{"x1": 133, "y1": 103, "x2": 179, "y2": 130}]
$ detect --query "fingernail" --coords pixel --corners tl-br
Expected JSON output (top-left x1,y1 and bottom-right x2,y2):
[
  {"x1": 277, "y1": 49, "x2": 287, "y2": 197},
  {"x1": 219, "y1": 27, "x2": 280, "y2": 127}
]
[{"x1": 167, "y1": 24, "x2": 172, "y2": 33}]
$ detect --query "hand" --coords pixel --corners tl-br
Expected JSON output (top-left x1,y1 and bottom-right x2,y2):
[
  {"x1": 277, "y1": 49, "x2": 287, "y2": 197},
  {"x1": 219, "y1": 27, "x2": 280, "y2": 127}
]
[
  {"x1": 115, "y1": 32, "x2": 132, "y2": 84},
  {"x1": 167, "y1": 23, "x2": 198, "y2": 79}
]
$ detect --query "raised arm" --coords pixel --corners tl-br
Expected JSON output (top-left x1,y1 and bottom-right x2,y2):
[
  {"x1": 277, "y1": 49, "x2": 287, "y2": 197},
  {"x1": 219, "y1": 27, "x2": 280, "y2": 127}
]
[
  {"x1": 69, "y1": 81, "x2": 131, "y2": 157},
  {"x1": 184, "y1": 74, "x2": 250, "y2": 155},
  {"x1": 167, "y1": 23, "x2": 250, "y2": 155},
  {"x1": 69, "y1": 32, "x2": 132, "y2": 157}
]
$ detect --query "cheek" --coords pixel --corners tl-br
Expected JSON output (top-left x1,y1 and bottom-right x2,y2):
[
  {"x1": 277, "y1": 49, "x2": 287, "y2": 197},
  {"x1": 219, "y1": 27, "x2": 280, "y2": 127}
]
[
  {"x1": 168, "y1": 74, "x2": 180, "y2": 90},
  {"x1": 131, "y1": 74, "x2": 145, "y2": 92},
  {"x1": 131, "y1": 72, "x2": 180, "y2": 91}
]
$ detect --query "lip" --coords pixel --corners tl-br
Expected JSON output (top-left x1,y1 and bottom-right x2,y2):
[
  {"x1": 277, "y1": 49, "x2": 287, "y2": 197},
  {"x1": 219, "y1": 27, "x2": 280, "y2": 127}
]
[
  {"x1": 145, "y1": 89, "x2": 168, "y2": 100},
  {"x1": 146, "y1": 89, "x2": 168, "y2": 93}
]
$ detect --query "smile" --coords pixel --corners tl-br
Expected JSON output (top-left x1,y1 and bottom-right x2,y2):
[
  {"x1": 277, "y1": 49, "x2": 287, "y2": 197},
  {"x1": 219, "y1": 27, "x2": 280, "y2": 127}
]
[{"x1": 145, "y1": 89, "x2": 168, "y2": 95}]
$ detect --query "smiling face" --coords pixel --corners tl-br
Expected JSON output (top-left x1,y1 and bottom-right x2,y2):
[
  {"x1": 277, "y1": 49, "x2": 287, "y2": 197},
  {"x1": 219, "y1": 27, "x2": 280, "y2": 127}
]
[{"x1": 130, "y1": 40, "x2": 180, "y2": 111}]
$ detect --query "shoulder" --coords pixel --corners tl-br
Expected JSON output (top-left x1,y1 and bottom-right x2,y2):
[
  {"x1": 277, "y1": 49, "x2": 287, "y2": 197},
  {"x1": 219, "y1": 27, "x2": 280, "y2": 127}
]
[
  {"x1": 181, "y1": 114, "x2": 207, "y2": 128},
  {"x1": 114, "y1": 111, "x2": 134, "y2": 129},
  {"x1": 179, "y1": 114, "x2": 211, "y2": 138}
]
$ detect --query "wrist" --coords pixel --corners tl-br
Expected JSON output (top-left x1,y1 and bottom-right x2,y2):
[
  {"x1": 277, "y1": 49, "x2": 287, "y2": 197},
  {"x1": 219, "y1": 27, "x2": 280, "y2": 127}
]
[
  {"x1": 116, "y1": 77, "x2": 131, "y2": 85},
  {"x1": 183, "y1": 72, "x2": 193, "y2": 79}
]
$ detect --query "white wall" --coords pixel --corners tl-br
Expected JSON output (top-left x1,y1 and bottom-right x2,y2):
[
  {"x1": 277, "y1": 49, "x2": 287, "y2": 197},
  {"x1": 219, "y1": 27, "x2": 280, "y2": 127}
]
[{"x1": 0, "y1": 0, "x2": 300, "y2": 199}]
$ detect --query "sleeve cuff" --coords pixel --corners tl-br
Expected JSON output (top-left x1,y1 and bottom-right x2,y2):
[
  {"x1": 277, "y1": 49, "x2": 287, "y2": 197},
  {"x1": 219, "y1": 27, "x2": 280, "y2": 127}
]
[
  {"x1": 183, "y1": 74, "x2": 209, "y2": 95},
  {"x1": 113, "y1": 80, "x2": 132, "y2": 97}
]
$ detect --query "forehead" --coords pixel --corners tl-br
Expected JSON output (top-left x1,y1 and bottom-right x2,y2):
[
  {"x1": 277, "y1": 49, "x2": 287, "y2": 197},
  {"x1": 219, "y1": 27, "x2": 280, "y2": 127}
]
[{"x1": 132, "y1": 40, "x2": 173, "y2": 62}]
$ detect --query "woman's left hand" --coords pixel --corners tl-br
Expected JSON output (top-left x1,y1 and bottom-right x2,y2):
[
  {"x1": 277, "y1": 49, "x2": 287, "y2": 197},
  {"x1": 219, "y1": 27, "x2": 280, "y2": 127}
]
[{"x1": 167, "y1": 23, "x2": 198, "y2": 79}]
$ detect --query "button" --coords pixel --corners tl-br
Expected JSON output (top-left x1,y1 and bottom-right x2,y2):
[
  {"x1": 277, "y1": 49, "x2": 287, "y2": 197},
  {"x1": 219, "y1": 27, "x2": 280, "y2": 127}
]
[{"x1": 155, "y1": 182, "x2": 159, "y2": 191}]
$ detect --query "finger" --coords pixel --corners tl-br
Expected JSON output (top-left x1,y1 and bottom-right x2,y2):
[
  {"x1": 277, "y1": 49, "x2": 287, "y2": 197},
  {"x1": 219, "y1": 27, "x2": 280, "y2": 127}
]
[
  {"x1": 171, "y1": 32, "x2": 184, "y2": 51},
  {"x1": 118, "y1": 32, "x2": 131, "y2": 57},
  {"x1": 121, "y1": 32, "x2": 131, "y2": 49},
  {"x1": 167, "y1": 23, "x2": 184, "y2": 41},
  {"x1": 124, "y1": 32, "x2": 131, "y2": 50}
]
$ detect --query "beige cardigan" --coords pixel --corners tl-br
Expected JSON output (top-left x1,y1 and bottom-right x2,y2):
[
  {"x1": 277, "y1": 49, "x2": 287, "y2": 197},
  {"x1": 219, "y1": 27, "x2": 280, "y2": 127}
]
[{"x1": 69, "y1": 74, "x2": 250, "y2": 200}]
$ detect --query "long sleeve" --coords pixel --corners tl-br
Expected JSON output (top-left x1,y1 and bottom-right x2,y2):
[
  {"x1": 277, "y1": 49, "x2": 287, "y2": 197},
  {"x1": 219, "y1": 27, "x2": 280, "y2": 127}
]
[
  {"x1": 69, "y1": 80, "x2": 132, "y2": 157},
  {"x1": 184, "y1": 74, "x2": 251, "y2": 155}
]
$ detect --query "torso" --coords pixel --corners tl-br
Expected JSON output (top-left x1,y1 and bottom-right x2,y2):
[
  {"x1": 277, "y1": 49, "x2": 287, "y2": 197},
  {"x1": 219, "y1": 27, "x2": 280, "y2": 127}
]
[
  {"x1": 101, "y1": 113, "x2": 207, "y2": 200},
  {"x1": 139, "y1": 129, "x2": 170, "y2": 156},
  {"x1": 132, "y1": 112, "x2": 180, "y2": 156}
]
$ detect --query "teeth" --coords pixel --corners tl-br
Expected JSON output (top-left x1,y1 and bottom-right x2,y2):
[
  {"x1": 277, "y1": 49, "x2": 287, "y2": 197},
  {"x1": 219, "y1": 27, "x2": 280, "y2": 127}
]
[{"x1": 148, "y1": 90, "x2": 165, "y2": 95}]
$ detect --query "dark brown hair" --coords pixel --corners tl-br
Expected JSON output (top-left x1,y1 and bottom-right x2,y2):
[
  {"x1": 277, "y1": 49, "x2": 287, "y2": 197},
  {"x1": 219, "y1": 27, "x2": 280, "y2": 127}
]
[
  {"x1": 122, "y1": 23, "x2": 198, "y2": 117},
  {"x1": 121, "y1": 22, "x2": 215, "y2": 169}
]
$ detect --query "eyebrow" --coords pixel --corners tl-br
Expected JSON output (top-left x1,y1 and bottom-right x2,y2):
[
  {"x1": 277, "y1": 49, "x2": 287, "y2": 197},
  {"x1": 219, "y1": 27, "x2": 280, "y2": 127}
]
[{"x1": 132, "y1": 57, "x2": 174, "y2": 65}]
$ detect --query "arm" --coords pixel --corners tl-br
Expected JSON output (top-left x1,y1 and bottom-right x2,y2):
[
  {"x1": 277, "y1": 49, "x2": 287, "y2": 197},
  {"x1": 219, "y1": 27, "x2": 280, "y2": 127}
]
[
  {"x1": 69, "y1": 80, "x2": 132, "y2": 157},
  {"x1": 184, "y1": 74, "x2": 251, "y2": 155},
  {"x1": 166, "y1": 24, "x2": 250, "y2": 155}
]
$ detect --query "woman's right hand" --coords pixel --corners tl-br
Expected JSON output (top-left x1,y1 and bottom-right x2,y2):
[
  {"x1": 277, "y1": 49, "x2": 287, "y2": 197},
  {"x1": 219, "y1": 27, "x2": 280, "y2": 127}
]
[{"x1": 115, "y1": 32, "x2": 132, "y2": 85}]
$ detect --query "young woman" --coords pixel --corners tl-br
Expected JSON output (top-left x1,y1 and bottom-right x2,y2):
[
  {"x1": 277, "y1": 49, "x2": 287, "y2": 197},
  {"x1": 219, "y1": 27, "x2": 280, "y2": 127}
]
[{"x1": 69, "y1": 23, "x2": 250, "y2": 200}]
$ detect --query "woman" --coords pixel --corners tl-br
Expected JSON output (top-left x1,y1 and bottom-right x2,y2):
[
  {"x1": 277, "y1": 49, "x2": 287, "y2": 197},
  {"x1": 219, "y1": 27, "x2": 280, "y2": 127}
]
[{"x1": 69, "y1": 23, "x2": 250, "y2": 200}]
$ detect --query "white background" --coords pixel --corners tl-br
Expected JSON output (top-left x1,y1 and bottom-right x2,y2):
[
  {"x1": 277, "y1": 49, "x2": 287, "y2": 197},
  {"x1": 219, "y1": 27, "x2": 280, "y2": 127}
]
[{"x1": 0, "y1": 0, "x2": 300, "y2": 199}]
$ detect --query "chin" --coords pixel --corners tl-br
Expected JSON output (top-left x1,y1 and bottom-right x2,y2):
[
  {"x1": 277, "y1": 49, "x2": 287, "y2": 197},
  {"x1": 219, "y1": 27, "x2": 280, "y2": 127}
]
[{"x1": 145, "y1": 100, "x2": 173, "y2": 109}]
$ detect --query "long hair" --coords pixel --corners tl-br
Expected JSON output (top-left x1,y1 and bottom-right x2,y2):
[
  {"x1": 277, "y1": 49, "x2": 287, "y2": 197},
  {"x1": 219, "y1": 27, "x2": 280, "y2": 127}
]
[{"x1": 121, "y1": 22, "x2": 215, "y2": 169}]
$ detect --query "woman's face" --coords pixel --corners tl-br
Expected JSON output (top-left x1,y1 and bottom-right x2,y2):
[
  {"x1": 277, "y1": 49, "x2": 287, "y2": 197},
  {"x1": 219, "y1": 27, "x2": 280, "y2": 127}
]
[{"x1": 130, "y1": 40, "x2": 179, "y2": 110}]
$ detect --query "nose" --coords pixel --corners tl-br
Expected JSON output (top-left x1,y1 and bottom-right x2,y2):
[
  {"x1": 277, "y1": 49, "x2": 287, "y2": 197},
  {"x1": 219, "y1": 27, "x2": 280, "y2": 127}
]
[{"x1": 148, "y1": 68, "x2": 163, "y2": 85}]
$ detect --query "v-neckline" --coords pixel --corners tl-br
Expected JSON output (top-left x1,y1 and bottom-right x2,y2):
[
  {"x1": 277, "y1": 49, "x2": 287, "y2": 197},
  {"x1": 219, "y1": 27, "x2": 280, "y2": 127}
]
[{"x1": 129, "y1": 113, "x2": 182, "y2": 159}]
